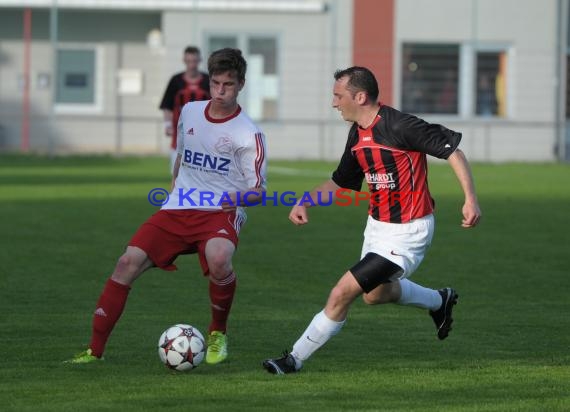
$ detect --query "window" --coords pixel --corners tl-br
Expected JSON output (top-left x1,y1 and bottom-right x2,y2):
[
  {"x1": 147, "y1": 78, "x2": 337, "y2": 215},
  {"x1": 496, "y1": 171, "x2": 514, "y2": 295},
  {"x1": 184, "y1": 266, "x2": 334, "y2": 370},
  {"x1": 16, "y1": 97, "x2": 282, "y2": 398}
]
[
  {"x1": 208, "y1": 36, "x2": 238, "y2": 52},
  {"x1": 54, "y1": 46, "x2": 102, "y2": 114},
  {"x1": 206, "y1": 34, "x2": 279, "y2": 120},
  {"x1": 401, "y1": 44, "x2": 460, "y2": 114},
  {"x1": 476, "y1": 51, "x2": 507, "y2": 117},
  {"x1": 247, "y1": 37, "x2": 278, "y2": 120},
  {"x1": 56, "y1": 49, "x2": 95, "y2": 104}
]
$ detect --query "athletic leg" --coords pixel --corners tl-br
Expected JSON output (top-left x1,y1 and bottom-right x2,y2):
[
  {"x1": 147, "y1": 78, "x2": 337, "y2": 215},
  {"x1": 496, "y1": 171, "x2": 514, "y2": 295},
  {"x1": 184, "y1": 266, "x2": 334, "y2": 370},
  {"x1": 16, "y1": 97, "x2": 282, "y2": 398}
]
[
  {"x1": 89, "y1": 246, "x2": 154, "y2": 357},
  {"x1": 359, "y1": 215, "x2": 458, "y2": 339},
  {"x1": 362, "y1": 281, "x2": 401, "y2": 305},
  {"x1": 291, "y1": 253, "x2": 402, "y2": 362},
  {"x1": 263, "y1": 270, "x2": 363, "y2": 374},
  {"x1": 204, "y1": 237, "x2": 236, "y2": 364},
  {"x1": 204, "y1": 237, "x2": 236, "y2": 333},
  {"x1": 363, "y1": 279, "x2": 442, "y2": 310},
  {"x1": 362, "y1": 278, "x2": 457, "y2": 340},
  {"x1": 292, "y1": 270, "x2": 363, "y2": 358}
]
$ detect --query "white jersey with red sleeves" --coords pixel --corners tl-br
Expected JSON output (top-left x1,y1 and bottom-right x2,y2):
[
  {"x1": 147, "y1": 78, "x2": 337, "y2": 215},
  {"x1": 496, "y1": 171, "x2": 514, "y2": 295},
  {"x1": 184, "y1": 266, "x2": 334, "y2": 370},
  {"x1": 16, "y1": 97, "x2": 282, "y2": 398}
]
[{"x1": 161, "y1": 100, "x2": 267, "y2": 211}]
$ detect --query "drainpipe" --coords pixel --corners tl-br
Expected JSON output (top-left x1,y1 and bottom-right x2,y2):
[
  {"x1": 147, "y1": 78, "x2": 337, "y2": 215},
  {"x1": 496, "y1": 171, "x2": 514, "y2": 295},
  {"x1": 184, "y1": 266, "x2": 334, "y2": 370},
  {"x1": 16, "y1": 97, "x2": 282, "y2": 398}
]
[
  {"x1": 21, "y1": 8, "x2": 31, "y2": 152},
  {"x1": 49, "y1": 0, "x2": 58, "y2": 156},
  {"x1": 555, "y1": 0, "x2": 568, "y2": 161}
]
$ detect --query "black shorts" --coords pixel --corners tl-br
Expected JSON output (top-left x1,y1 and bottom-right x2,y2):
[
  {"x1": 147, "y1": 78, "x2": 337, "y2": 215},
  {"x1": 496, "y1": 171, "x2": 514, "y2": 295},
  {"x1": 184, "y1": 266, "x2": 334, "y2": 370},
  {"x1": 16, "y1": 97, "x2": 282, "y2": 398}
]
[{"x1": 350, "y1": 253, "x2": 403, "y2": 293}]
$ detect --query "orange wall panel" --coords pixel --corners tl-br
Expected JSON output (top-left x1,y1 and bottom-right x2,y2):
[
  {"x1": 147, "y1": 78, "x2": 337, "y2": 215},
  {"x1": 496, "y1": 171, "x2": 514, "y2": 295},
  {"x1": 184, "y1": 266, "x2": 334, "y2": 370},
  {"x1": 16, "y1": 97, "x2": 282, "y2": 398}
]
[{"x1": 353, "y1": 0, "x2": 395, "y2": 105}]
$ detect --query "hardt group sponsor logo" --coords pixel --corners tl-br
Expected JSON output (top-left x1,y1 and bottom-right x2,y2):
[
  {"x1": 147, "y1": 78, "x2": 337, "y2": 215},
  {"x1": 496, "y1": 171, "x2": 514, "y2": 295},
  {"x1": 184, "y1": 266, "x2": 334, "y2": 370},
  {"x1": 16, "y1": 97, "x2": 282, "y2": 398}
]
[{"x1": 366, "y1": 172, "x2": 397, "y2": 190}]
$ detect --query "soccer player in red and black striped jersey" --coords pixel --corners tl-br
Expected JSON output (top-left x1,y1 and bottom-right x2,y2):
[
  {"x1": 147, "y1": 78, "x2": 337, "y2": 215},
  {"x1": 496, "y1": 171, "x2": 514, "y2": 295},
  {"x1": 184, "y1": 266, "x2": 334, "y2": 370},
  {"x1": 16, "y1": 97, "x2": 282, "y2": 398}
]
[
  {"x1": 160, "y1": 46, "x2": 210, "y2": 173},
  {"x1": 263, "y1": 67, "x2": 481, "y2": 374}
]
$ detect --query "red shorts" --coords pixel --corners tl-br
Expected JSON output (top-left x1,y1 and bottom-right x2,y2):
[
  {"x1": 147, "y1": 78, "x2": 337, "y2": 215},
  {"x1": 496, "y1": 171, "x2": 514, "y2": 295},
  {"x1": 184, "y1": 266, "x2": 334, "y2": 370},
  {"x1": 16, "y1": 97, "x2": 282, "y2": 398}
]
[{"x1": 129, "y1": 209, "x2": 244, "y2": 274}]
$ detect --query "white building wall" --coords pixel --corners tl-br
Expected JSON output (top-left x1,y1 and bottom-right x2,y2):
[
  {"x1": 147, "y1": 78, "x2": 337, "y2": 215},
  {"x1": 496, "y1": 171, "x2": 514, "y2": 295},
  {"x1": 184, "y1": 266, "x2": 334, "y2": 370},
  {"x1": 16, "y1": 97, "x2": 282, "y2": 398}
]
[
  {"x1": 0, "y1": 1, "x2": 353, "y2": 158},
  {"x1": 0, "y1": 9, "x2": 166, "y2": 154},
  {"x1": 161, "y1": 0, "x2": 353, "y2": 160},
  {"x1": 395, "y1": 0, "x2": 559, "y2": 161},
  {"x1": 0, "y1": 0, "x2": 563, "y2": 161}
]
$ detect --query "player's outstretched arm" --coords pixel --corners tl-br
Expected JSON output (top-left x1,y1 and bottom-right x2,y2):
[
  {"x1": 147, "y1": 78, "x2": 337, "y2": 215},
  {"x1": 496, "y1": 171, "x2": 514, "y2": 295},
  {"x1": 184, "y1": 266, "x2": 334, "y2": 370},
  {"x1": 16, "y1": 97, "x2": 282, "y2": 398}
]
[
  {"x1": 162, "y1": 109, "x2": 173, "y2": 136},
  {"x1": 171, "y1": 154, "x2": 181, "y2": 191},
  {"x1": 289, "y1": 179, "x2": 342, "y2": 225},
  {"x1": 447, "y1": 149, "x2": 482, "y2": 228}
]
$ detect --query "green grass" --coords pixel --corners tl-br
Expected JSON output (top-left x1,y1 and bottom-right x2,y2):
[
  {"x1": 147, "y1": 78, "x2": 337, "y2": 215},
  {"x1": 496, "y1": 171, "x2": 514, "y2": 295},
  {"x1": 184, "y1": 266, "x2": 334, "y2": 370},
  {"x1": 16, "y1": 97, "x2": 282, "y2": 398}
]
[{"x1": 0, "y1": 155, "x2": 569, "y2": 411}]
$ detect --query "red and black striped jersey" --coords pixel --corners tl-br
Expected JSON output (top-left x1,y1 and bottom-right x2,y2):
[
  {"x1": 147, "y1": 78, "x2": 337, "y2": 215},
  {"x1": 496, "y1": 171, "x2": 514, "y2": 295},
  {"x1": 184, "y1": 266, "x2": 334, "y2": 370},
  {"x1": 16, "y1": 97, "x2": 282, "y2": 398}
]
[
  {"x1": 331, "y1": 105, "x2": 462, "y2": 223},
  {"x1": 159, "y1": 72, "x2": 210, "y2": 149}
]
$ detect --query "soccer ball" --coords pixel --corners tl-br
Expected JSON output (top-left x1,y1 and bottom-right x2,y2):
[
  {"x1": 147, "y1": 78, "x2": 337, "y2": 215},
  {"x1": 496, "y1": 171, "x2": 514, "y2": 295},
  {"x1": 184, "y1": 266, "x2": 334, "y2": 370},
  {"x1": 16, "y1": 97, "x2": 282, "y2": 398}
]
[{"x1": 158, "y1": 324, "x2": 206, "y2": 371}]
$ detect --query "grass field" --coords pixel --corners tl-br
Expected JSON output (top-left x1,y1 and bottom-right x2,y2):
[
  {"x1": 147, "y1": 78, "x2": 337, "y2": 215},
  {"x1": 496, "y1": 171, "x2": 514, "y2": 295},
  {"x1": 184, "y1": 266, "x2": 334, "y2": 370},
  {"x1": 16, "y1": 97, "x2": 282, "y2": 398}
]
[{"x1": 0, "y1": 155, "x2": 569, "y2": 411}]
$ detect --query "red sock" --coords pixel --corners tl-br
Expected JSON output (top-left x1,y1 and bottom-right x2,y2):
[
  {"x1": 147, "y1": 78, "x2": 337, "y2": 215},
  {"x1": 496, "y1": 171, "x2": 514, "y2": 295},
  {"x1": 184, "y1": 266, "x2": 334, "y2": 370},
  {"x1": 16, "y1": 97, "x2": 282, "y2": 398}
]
[
  {"x1": 89, "y1": 278, "x2": 130, "y2": 357},
  {"x1": 208, "y1": 272, "x2": 237, "y2": 334}
]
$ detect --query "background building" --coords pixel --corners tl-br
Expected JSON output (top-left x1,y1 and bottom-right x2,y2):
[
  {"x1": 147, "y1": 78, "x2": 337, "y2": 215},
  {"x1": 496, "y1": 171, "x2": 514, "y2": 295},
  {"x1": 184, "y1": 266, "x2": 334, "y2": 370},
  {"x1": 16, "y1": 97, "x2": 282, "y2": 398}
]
[{"x1": 0, "y1": 0, "x2": 568, "y2": 161}]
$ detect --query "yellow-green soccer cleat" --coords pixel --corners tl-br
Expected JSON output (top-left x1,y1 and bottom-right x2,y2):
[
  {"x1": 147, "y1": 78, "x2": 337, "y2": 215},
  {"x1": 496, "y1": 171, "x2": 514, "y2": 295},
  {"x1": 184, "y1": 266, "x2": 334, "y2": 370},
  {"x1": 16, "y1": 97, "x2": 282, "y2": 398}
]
[
  {"x1": 64, "y1": 349, "x2": 103, "y2": 364},
  {"x1": 206, "y1": 331, "x2": 228, "y2": 364}
]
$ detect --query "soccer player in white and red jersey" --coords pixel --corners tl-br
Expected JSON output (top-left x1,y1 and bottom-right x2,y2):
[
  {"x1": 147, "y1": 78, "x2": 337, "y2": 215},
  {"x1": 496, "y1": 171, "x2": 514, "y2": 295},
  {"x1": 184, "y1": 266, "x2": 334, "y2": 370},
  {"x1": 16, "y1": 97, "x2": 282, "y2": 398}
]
[
  {"x1": 263, "y1": 66, "x2": 481, "y2": 374},
  {"x1": 68, "y1": 48, "x2": 267, "y2": 365},
  {"x1": 160, "y1": 46, "x2": 211, "y2": 173}
]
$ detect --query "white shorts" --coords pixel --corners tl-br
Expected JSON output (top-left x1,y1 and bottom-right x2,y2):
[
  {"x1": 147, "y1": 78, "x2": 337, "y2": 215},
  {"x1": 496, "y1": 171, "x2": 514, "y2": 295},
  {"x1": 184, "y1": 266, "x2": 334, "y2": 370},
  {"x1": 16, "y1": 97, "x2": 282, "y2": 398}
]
[{"x1": 360, "y1": 214, "x2": 435, "y2": 279}]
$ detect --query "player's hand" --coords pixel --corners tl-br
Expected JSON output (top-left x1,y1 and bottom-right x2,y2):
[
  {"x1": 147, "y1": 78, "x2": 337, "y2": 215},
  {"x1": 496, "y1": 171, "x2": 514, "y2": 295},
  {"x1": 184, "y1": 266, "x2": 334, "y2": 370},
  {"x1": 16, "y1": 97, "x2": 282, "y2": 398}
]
[
  {"x1": 221, "y1": 192, "x2": 238, "y2": 212},
  {"x1": 461, "y1": 200, "x2": 481, "y2": 228},
  {"x1": 289, "y1": 205, "x2": 309, "y2": 225}
]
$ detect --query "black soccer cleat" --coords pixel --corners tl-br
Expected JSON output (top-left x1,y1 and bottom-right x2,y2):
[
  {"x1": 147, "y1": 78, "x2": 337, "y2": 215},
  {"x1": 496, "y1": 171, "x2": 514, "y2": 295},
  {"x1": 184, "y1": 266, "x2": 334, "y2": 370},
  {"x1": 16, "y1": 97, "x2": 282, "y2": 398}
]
[
  {"x1": 263, "y1": 351, "x2": 300, "y2": 375},
  {"x1": 429, "y1": 287, "x2": 459, "y2": 340}
]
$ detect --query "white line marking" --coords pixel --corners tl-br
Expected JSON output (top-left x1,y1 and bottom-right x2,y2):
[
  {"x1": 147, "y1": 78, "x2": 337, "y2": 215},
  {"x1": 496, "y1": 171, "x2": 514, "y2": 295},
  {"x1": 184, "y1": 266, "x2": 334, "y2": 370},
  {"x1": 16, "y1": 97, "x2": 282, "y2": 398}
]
[{"x1": 269, "y1": 166, "x2": 330, "y2": 178}]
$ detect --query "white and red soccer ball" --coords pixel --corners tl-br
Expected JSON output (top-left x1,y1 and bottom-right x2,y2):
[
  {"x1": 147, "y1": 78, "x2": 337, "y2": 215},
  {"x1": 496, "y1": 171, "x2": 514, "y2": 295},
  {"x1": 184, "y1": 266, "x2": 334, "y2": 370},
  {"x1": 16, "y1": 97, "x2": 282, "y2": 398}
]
[{"x1": 158, "y1": 324, "x2": 206, "y2": 371}]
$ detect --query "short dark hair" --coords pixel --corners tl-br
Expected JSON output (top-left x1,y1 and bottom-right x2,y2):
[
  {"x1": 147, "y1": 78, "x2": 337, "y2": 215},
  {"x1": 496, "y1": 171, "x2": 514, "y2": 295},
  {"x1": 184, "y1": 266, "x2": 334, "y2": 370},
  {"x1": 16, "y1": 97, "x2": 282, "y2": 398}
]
[
  {"x1": 334, "y1": 66, "x2": 379, "y2": 101},
  {"x1": 208, "y1": 48, "x2": 247, "y2": 82},
  {"x1": 184, "y1": 46, "x2": 201, "y2": 55}
]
